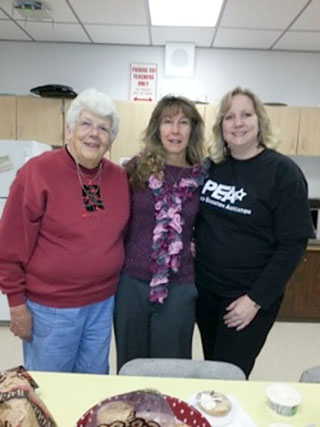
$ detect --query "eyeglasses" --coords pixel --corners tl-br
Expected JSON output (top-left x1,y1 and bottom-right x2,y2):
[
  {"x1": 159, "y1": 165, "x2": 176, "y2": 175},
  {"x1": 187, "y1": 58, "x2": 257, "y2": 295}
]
[{"x1": 76, "y1": 119, "x2": 110, "y2": 138}]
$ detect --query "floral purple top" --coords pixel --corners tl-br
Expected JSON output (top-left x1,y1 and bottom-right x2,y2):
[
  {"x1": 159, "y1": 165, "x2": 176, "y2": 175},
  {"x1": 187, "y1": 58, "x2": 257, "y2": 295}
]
[{"x1": 123, "y1": 161, "x2": 208, "y2": 303}]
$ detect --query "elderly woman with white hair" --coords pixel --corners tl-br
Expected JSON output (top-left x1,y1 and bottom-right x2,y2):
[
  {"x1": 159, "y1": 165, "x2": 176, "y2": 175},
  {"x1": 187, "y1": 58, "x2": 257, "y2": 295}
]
[{"x1": 0, "y1": 88, "x2": 130, "y2": 374}]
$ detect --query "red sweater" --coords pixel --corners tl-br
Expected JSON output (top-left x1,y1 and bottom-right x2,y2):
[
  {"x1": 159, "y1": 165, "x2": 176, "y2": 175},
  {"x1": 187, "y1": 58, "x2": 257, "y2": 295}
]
[{"x1": 0, "y1": 148, "x2": 130, "y2": 308}]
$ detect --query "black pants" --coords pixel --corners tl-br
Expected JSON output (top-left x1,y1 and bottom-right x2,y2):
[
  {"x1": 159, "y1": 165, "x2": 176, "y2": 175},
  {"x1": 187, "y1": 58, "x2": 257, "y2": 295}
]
[
  {"x1": 114, "y1": 274, "x2": 198, "y2": 372},
  {"x1": 196, "y1": 287, "x2": 282, "y2": 378}
]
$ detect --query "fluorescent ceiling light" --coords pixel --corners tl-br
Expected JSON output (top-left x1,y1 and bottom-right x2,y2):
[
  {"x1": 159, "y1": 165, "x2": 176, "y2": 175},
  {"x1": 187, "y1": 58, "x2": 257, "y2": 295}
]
[{"x1": 149, "y1": 0, "x2": 224, "y2": 27}]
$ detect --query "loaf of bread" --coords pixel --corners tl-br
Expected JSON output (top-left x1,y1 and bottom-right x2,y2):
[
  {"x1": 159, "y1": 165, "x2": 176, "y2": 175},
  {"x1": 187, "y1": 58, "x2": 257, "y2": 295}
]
[{"x1": 0, "y1": 366, "x2": 57, "y2": 427}]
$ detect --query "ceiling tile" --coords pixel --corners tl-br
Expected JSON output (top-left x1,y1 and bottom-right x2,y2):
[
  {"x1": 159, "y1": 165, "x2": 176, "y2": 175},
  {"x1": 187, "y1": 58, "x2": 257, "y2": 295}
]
[
  {"x1": 86, "y1": 25, "x2": 150, "y2": 45},
  {"x1": 151, "y1": 26, "x2": 214, "y2": 47},
  {"x1": 214, "y1": 28, "x2": 283, "y2": 49},
  {"x1": 0, "y1": 0, "x2": 16, "y2": 16},
  {"x1": 0, "y1": 19, "x2": 31, "y2": 40},
  {"x1": 0, "y1": 0, "x2": 319, "y2": 52},
  {"x1": 291, "y1": 0, "x2": 320, "y2": 30},
  {"x1": 220, "y1": 0, "x2": 309, "y2": 29},
  {"x1": 2, "y1": 0, "x2": 78, "y2": 22},
  {"x1": 37, "y1": 0, "x2": 79, "y2": 22},
  {"x1": 22, "y1": 22, "x2": 90, "y2": 42},
  {"x1": 69, "y1": 0, "x2": 148, "y2": 25},
  {"x1": 274, "y1": 31, "x2": 320, "y2": 51}
]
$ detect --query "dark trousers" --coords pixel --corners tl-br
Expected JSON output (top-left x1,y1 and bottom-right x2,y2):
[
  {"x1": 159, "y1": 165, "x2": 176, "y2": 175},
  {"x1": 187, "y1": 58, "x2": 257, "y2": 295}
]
[
  {"x1": 114, "y1": 273, "x2": 198, "y2": 372},
  {"x1": 196, "y1": 287, "x2": 282, "y2": 378}
]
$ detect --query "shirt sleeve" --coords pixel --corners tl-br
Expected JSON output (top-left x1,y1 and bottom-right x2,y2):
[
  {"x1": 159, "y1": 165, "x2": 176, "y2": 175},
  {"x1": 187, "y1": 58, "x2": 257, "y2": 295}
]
[
  {"x1": 247, "y1": 160, "x2": 314, "y2": 309},
  {"x1": 0, "y1": 165, "x2": 45, "y2": 307},
  {"x1": 247, "y1": 238, "x2": 307, "y2": 309}
]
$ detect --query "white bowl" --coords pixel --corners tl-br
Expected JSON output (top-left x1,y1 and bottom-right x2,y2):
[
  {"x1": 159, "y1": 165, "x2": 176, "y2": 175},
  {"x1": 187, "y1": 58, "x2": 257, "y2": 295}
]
[{"x1": 265, "y1": 383, "x2": 302, "y2": 416}]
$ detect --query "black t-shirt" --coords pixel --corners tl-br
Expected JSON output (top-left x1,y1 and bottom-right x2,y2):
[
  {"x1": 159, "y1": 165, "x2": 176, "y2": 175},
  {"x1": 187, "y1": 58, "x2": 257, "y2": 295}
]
[{"x1": 195, "y1": 149, "x2": 315, "y2": 309}]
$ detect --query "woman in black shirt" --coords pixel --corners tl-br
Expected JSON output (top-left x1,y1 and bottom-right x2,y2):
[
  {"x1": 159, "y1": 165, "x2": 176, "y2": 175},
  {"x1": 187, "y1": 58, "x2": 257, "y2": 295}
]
[{"x1": 195, "y1": 87, "x2": 314, "y2": 377}]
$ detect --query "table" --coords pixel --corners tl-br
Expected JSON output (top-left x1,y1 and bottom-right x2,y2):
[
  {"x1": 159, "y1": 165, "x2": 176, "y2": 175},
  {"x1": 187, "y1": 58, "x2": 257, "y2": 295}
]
[{"x1": 31, "y1": 371, "x2": 319, "y2": 427}]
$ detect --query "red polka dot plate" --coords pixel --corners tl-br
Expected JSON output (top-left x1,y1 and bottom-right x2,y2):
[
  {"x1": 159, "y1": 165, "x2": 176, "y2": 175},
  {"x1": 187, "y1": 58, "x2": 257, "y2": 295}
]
[
  {"x1": 165, "y1": 395, "x2": 210, "y2": 426},
  {"x1": 76, "y1": 393, "x2": 210, "y2": 427}
]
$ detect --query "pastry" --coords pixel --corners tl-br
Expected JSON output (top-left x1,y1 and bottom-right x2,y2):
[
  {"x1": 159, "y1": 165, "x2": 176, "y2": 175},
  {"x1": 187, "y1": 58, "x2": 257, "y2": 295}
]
[
  {"x1": 196, "y1": 391, "x2": 231, "y2": 417},
  {"x1": 96, "y1": 401, "x2": 134, "y2": 425}
]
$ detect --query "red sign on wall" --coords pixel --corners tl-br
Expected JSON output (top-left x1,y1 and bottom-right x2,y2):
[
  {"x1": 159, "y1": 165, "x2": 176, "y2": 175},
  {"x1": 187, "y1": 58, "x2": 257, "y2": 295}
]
[{"x1": 130, "y1": 63, "x2": 157, "y2": 102}]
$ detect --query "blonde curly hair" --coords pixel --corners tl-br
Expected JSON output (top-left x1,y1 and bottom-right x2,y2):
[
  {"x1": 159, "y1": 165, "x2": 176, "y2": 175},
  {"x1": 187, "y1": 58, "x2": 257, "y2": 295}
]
[
  {"x1": 209, "y1": 86, "x2": 278, "y2": 163},
  {"x1": 125, "y1": 95, "x2": 205, "y2": 188}
]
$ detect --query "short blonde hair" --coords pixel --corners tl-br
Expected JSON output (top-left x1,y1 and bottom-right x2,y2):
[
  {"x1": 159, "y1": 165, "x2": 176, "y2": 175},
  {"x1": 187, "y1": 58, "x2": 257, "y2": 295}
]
[{"x1": 209, "y1": 86, "x2": 278, "y2": 163}]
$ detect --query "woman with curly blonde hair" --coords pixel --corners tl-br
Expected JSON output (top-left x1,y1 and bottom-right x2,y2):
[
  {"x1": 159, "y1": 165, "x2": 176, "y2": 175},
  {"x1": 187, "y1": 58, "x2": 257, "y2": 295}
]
[
  {"x1": 114, "y1": 95, "x2": 208, "y2": 371},
  {"x1": 194, "y1": 86, "x2": 314, "y2": 378}
]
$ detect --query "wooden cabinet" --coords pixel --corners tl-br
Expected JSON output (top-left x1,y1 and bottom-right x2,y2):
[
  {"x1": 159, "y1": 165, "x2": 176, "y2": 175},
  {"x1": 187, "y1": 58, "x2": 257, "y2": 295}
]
[
  {"x1": 265, "y1": 105, "x2": 320, "y2": 156},
  {"x1": 298, "y1": 108, "x2": 320, "y2": 156},
  {"x1": 17, "y1": 97, "x2": 64, "y2": 146},
  {"x1": 111, "y1": 101, "x2": 155, "y2": 164},
  {"x1": 202, "y1": 103, "x2": 217, "y2": 154},
  {"x1": 277, "y1": 247, "x2": 320, "y2": 322},
  {"x1": 265, "y1": 106, "x2": 300, "y2": 155},
  {"x1": 203, "y1": 103, "x2": 320, "y2": 157},
  {"x1": 1, "y1": 96, "x2": 319, "y2": 156},
  {"x1": 0, "y1": 96, "x2": 16, "y2": 139},
  {"x1": 62, "y1": 98, "x2": 73, "y2": 146}
]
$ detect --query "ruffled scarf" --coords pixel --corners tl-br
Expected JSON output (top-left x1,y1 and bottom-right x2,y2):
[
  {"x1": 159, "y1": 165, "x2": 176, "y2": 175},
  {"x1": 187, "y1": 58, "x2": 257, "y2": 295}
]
[{"x1": 148, "y1": 161, "x2": 209, "y2": 303}]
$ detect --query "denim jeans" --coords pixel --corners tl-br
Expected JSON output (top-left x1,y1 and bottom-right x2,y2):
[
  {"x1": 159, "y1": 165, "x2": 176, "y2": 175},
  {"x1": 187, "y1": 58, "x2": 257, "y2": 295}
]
[{"x1": 23, "y1": 297, "x2": 114, "y2": 374}]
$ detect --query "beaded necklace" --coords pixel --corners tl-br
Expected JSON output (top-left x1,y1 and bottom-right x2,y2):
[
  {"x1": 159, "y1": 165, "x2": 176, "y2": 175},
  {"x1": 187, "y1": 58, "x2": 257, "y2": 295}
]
[{"x1": 75, "y1": 162, "x2": 102, "y2": 203}]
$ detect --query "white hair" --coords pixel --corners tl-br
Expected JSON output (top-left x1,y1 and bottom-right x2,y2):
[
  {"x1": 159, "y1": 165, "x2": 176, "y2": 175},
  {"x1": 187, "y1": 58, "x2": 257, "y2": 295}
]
[{"x1": 66, "y1": 88, "x2": 119, "y2": 142}]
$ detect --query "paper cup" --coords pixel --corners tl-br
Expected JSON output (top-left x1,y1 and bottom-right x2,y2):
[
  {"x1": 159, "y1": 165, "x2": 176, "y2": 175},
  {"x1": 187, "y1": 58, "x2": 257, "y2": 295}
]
[{"x1": 265, "y1": 383, "x2": 302, "y2": 416}]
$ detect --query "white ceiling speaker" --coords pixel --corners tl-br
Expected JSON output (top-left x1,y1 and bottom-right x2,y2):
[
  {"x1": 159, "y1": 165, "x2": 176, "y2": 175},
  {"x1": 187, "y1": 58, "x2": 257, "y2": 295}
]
[{"x1": 165, "y1": 43, "x2": 195, "y2": 78}]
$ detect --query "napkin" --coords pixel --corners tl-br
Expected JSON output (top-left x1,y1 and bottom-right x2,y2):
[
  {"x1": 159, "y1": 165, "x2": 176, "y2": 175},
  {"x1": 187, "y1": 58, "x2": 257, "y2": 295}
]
[{"x1": 187, "y1": 393, "x2": 256, "y2": 427}]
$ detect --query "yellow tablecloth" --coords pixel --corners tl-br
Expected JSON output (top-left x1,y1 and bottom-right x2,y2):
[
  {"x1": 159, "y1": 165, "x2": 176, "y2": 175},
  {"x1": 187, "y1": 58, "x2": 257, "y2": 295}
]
[{"x1": 31, "y1": 371, "x2": 320, "y2": 427}]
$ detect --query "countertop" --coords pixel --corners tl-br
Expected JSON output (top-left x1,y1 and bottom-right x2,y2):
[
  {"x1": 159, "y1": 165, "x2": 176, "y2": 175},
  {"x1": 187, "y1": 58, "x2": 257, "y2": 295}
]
[{"x1": 307, "y1": 240, "x2": 320, "y2": 251}]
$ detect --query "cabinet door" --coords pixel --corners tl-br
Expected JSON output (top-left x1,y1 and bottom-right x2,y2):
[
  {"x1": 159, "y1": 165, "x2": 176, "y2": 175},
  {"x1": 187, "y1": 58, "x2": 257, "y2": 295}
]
[
  {"x1": 62, "y1": 99, "x2": 73, "y2": 146},
  {"x1": 111, "y1": 101, "x2": 155, "y2": 165},
  {"x1": 203, "y1": 104, "x2": 218, "y2": 156},
  {"x1": 0, "y1": 96, "x2": 16, "y2": 139},
  {"x1": 17, "y1": 97, "x2": 64, "y2": 146},
  {"x1": 264, "y1": 106, "x2": 300, "y2": 155},
  {"x1": 277, "y1": 250, "x2": 320, "y2": 321},
  {"x1": 298, "y1": 108, "x2": 320, "y2": 156}
]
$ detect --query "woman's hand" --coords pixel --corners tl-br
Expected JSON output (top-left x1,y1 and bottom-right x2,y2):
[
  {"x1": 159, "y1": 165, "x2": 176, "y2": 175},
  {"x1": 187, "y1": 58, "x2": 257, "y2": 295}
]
[
  {"x1": 223, "y1": 295, "x2": 260, "y2": 331},
  {"x1": 10, "y1": 304, "x2": 32, "y2": 341}
]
